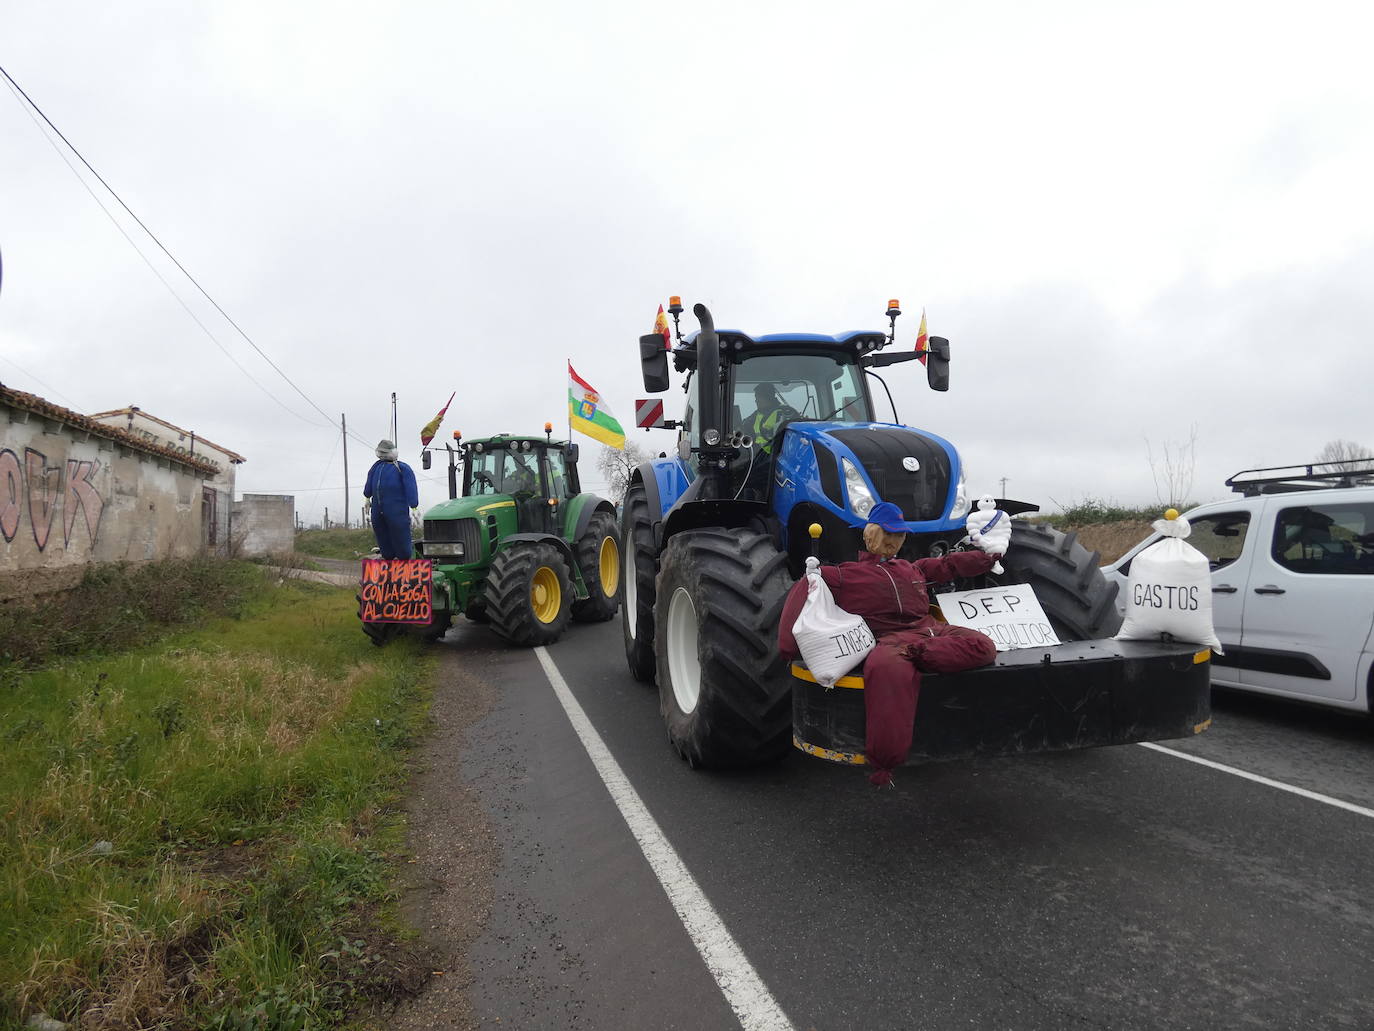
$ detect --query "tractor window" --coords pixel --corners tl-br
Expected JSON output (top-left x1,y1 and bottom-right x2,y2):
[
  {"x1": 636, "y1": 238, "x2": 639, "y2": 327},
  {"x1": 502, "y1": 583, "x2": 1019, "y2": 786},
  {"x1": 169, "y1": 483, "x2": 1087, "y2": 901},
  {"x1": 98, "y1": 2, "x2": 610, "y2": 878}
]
[
  {"x1": 465, "y1": 444, "x2": 540, "y2": 496},
  {"x1": 733, "y1": 353, "x2": 871, "y2": 433},
  {"x1": 543, "y1": 449, "x2": 570, "y2": 499}
]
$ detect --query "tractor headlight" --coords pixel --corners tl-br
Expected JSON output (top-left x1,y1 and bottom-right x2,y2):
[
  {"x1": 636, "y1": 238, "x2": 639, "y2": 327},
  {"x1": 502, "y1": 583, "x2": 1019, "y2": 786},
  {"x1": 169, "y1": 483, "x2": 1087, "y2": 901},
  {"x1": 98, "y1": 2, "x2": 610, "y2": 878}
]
[
  {"x1": 703, "y1": 428, "x2": 720, "y2": 446},
  {"x1": 424, "y1": 542, "x2": 464, "y2": 558},
  {"x1": 842, "y1": 458, "x2": 876, "y2": 518},
  {"x1": 948, "y1": 466, "x2": 970, "y2": 520}
]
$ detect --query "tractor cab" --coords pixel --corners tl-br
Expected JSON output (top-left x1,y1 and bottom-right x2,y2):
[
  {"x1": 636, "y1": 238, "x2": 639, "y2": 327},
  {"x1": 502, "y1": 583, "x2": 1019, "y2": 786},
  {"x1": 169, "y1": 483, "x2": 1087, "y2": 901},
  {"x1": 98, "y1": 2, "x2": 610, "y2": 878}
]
[{"x1": 460, "y1": 434, "x2": 581, "y2": 535}]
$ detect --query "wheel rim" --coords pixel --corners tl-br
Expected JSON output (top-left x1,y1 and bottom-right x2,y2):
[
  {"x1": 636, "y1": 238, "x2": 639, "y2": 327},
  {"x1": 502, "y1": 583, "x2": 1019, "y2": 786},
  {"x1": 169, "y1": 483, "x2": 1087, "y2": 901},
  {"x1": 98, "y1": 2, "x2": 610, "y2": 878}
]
[
  {"x1": 599, "y1": 535, "x2": 620, "y2": 598},
  {"x1": 531, "y1": 566, "x2": 561, "y2": 623},
  {"x1": 666, "y1": 586, "x2": 702, "y2": 714},
  {"x1": 624, "y1": 538, "x2": 638, "y2": 639}
]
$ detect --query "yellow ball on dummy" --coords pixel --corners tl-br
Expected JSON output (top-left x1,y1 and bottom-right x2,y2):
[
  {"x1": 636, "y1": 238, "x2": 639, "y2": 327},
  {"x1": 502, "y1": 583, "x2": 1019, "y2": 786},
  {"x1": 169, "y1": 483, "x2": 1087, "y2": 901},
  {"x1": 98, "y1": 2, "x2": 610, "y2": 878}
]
[
  {"x1": 808, "y1": 523, "x2": 823, "y2": 539},
  {"x1": 1165, "y1": 508, "x2": 1179, "y2": 521}
]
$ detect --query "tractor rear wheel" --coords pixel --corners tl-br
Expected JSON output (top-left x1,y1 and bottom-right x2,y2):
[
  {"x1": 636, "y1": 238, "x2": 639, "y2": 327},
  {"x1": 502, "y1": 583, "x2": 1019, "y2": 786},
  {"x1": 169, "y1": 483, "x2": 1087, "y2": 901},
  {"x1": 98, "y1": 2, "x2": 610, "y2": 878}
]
[
  {"x1": 484, "y1": 542, "x2": 573, "y2": 646},
  {"x1": 621, "y1": 483, "x2": 658, "y2": 682},
  {"x1": 994, "y1": 521, "x2": 1123, "y2": 639},
  {"x1": 654, "y1": 528, "x2": 793, "y2": 768},
  {"x1": 571, "y1": 509, "x2": 620, "y2": 623}
]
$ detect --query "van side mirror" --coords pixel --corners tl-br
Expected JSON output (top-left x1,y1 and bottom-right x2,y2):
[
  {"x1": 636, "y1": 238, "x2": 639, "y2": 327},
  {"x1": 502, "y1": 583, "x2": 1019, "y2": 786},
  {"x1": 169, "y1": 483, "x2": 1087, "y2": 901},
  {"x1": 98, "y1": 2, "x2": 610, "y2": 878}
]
[
  {"x1": 926, "y1": 336, "x2": 950, "y2": 392},
  {"x1": 639, "y1": 334, "x2": 671, "y2": 393},
  {"x1": 421, "y1": 449, "x2": 432, "y2": 470}
]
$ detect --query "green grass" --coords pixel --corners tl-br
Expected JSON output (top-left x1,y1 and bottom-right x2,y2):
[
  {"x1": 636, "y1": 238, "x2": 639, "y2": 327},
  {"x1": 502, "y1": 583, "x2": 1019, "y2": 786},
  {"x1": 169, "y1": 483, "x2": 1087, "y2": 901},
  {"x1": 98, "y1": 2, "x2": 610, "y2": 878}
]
[
  {"x1": 294, "y1": 528, "x2": 379, "y2": 560},
  {"x1": 0, "y1": 576, "x2": 433, "y2": 1030}
]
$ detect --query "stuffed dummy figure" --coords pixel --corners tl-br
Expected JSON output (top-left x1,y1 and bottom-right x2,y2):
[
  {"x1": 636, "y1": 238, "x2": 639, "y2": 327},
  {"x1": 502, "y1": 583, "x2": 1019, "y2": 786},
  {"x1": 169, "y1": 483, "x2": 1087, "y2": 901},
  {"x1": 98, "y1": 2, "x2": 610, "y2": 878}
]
[
  {"x1": 363, "y1": 439, "x2": 419, "y2": 559},
  {"x1": 778, "y1": 501, "x2": 1003, "y2": 786}
]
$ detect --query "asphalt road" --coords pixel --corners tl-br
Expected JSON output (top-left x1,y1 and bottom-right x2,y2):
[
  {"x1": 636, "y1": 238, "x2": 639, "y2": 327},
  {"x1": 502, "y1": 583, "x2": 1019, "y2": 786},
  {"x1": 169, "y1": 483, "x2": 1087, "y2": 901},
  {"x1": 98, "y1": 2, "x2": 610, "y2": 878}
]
[{"x1": 445, "y1": 618, "x2": 1374, "y2": 1030}]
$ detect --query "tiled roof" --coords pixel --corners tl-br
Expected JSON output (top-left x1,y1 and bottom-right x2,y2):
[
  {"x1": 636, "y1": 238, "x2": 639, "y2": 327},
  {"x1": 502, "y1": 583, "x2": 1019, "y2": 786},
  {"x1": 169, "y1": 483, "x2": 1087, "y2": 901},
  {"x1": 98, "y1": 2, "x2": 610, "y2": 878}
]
[
  {"x1": 1, "y1": 383, "x2": 223, "y2": 476},
  {"x1": 86, "y1": 406, "x2": 246, "y2": 463}
]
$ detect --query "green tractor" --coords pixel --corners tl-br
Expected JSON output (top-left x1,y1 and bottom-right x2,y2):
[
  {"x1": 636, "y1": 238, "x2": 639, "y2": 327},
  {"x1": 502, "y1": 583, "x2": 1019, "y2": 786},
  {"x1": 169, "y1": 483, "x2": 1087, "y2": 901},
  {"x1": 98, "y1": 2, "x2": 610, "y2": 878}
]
[{"x1": 360, "y1": 430, "x2": 620, "y2": 646}]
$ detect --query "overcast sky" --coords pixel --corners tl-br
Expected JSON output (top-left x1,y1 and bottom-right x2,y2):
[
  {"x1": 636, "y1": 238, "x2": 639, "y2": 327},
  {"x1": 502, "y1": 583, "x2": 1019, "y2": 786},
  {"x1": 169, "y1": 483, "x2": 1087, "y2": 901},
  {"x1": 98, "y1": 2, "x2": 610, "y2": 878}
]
[{"x1": 2, "y1": 1, "x2": 1371, "y2": 526}]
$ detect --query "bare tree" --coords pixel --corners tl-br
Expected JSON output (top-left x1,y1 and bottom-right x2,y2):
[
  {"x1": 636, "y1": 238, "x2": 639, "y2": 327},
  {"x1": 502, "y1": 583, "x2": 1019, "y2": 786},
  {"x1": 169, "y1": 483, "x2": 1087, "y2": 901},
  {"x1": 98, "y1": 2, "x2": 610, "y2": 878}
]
[
  {"x1": 1146, "y1": 423, "x2": 1199, "y2": 510},
  {"x1": 595, "y1": 439, "x2": 649, "y2": 504},
  {"x1": 1315, "y1": 439, "x2": 1374, "y2": 472}
]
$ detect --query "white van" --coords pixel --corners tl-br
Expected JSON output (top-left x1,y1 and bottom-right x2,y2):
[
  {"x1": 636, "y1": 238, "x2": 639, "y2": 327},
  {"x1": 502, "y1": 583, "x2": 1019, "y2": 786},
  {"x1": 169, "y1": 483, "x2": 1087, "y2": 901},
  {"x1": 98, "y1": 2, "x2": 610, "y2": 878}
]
[{"x1": 1102, "y1": 462, "x2": 1374, "y2": 712}]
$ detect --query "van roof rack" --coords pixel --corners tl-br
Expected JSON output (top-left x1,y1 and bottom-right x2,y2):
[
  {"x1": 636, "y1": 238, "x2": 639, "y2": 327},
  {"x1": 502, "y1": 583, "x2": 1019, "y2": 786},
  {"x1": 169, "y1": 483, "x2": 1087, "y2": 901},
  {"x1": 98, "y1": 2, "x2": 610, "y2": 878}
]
[{"x1": 1227, "y1": 459, "x2": 1374, "y2": 496}]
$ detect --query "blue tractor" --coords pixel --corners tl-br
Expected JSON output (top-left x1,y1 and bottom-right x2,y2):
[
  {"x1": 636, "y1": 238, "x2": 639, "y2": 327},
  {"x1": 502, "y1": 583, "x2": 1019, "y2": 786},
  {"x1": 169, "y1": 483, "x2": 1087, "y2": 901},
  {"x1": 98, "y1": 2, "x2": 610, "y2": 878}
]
[{"x1": 621, "y1": 301, "x2": 1210, "y2": 770}]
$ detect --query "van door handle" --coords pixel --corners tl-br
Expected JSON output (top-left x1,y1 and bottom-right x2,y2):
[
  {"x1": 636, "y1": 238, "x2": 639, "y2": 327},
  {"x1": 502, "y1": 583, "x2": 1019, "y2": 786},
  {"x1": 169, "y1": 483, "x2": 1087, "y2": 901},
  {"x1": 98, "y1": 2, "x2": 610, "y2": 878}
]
[
  {"x1": 1254, "y1": 585, "x2": 1286, "y2": 595},
  {"x1": 1213, "y1": 585, "x2": 1238, "y2": 594}
]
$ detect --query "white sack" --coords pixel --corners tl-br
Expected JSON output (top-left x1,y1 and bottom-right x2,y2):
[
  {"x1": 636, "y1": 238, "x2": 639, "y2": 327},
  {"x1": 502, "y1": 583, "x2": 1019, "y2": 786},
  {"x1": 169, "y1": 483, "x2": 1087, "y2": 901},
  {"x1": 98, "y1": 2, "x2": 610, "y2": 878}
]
[
  {"x1": 791, "y1": 557, "x2": 876, "y2": 688},
  {"x1": 1115, "y1": 515, "x2": 1223, "y2": 652}
]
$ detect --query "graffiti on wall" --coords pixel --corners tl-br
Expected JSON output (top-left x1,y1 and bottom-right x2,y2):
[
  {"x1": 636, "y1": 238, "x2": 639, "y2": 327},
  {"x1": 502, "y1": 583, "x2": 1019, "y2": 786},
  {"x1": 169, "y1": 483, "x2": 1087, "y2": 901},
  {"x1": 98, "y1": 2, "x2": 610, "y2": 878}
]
[{"x1": 0, "y1": 447, "x2": 106, "y2": 551}]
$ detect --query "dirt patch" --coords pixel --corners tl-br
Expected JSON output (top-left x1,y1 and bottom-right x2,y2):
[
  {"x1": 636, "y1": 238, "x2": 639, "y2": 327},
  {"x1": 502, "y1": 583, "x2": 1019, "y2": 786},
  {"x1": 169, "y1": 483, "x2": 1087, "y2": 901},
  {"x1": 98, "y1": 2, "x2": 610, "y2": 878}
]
[
  {"x1": 1070, "y1": 520, "x2": 1154, "y2": 564},
  {"x1": 377, "y1": 645, "x2": 500, "y2": 1030}
]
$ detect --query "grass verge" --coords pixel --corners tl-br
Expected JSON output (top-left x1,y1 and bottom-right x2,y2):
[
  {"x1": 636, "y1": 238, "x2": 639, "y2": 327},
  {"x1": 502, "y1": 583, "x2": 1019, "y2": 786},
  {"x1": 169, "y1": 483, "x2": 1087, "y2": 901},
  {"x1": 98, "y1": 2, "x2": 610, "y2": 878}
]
[
  {"x1": 294, "y1": 529, "x2": 379, "y2": 561},
  {"x1": 1, "y1": 573, "x2": 433, "y2": 1030}
]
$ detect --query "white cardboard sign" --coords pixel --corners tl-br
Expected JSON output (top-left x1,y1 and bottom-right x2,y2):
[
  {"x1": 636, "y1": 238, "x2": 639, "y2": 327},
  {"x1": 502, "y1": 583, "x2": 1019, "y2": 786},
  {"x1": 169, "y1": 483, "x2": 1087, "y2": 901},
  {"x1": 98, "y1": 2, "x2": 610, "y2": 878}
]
[{"x1": 935, "y1": 583, "x2": 1062, "y2": 651}]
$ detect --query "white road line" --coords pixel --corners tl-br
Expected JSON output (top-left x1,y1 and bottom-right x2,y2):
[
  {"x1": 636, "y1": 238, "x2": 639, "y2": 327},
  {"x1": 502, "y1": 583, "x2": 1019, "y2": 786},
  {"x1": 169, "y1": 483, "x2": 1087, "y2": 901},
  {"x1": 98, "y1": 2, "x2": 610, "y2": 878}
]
[
  {"x1": 534, "y1": 647, "x2": 795, "y2": 1031},
  {"x1": 1139, "y1": 742, "x2": 1374, "y2": 820}
]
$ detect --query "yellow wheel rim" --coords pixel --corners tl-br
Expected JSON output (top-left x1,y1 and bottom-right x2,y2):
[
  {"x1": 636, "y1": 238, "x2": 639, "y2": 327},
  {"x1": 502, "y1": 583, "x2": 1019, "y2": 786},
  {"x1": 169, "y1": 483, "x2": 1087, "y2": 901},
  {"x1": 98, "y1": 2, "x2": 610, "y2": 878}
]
[
  {"x1": 531, "y1": 566, "x2": 561, "y2": 624},
  {"x1": 599, "y1": 536, "x2": 620, "y2": 597}
]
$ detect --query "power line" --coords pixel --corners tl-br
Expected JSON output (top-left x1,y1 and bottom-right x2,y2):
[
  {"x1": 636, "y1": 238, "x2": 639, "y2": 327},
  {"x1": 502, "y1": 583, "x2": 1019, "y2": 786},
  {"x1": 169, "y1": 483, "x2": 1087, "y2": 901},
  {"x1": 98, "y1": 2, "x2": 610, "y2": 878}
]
[
  {"x1": 0, "y1": 61, "x2": 374, "y2": 446},
  {"x1": 2, "y1": 75, "x2": 324, "y2": 429}
]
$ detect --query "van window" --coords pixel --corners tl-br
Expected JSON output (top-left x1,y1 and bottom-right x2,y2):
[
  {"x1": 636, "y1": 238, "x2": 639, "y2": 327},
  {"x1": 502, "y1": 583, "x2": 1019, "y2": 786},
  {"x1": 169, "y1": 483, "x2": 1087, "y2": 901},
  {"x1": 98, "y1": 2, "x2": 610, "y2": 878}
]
[
  {"x1": 1272, "y1": 502, "x2": 1374, "y2": 575},
  {"x1": 1189, "y1": 513, "x2": 1251, "y2": 571}
]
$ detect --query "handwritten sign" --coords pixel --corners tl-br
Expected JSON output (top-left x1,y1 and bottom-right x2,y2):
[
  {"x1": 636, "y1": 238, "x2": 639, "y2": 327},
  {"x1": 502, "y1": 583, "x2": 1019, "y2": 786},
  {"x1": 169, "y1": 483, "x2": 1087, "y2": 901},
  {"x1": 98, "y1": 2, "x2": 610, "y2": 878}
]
[
  {"x1": 935, "y1": 583, "x2": 1062, "y2": 651},
  {"x1": 360, "y1": 558, "x2": 433, "y2": 624}
]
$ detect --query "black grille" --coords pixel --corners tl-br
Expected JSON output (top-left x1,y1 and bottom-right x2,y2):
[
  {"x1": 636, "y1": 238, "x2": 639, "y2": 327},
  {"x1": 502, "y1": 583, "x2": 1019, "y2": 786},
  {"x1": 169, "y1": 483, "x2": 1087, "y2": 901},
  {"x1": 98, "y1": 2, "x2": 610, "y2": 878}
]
[
  {"x1": 812, "y1": 441, "x2": 843, "y2": 507},
  {"x1": 828, "y1": 428, "x2": 951, "y2": 521},
  {"x1": 424, "y1": 517, "x2": 482, "y2": 556}
]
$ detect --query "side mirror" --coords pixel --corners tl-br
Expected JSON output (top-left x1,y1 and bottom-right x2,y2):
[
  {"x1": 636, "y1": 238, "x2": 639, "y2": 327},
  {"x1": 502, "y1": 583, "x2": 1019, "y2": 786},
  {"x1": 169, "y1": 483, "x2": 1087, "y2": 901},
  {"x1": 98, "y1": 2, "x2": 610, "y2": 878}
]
[
  {"x1": 566, "y1": 442, "x2": 579, "y2": 465},
  {"x1": 421, "y1": 450, "x2": 432, "y2": 470},
  {"x1": 639, "y1": 334, "x2": 670, "y2": 393},
  {"x1": 926, "y1": 336, "x2": 950, "y2": 392}
]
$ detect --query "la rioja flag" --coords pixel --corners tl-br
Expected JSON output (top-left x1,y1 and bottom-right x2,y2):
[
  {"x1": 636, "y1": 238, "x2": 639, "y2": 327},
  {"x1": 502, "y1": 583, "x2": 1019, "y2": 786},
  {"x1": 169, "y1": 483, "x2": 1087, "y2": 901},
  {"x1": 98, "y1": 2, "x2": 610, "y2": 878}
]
[{"x1": 568, "y1": 363, "x2": 626, "y2": 449}]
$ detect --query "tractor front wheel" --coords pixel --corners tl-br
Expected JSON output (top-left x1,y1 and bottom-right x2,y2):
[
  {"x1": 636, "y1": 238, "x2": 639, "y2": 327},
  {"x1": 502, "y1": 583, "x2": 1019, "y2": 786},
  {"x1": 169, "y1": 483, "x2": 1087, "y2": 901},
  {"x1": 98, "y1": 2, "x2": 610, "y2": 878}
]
[
  {"x1": 654, "y1": 528, "x2": 793, "y2": 768},
  {"x1": 621, "y1": 483, "x2": 658, "y2": 682},
  {"x1": 484, "y1": 543, "x2": 573, "y2": 646},
  {"x1": 571, "y1": 509, "x2": 621, "y2": 623},
  {"x1": 994, "y1": 521, "x2": 1123, "y2": 640}
]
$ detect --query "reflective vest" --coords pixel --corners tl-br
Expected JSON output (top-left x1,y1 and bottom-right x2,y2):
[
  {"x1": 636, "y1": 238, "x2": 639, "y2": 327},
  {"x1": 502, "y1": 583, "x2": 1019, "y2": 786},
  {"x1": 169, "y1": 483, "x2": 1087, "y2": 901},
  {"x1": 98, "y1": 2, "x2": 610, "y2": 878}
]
[{"x1": 753, "y1": 407, "x2": 786, "y2": 454}]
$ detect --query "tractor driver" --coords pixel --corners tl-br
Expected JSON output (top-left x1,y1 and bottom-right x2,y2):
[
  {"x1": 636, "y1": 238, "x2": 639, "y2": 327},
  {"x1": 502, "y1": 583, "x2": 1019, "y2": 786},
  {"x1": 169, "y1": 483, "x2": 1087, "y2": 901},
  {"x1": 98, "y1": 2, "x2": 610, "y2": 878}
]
[{"x1": 748, "y1": 383, "x2": 800, "y2": 457}]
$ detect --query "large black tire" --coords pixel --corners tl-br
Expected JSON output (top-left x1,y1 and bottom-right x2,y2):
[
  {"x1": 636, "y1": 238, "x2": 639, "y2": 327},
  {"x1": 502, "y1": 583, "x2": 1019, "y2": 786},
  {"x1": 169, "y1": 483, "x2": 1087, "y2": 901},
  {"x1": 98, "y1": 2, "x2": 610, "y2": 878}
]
[
  {"x1": 484, "y1": 542, "x2": 573, "y2": 646},
  {"x1": 993, "y1": 521, "x2": 1123, "y2": 640},
  {"x1": 621, "y1": 483, "x2": 658, "y2": 682},
  {"x1": 464, "y1": 600, "x2": 491, "y2": 624},
  {"x1": 571, "y1": 509, "x2": 621, "y2": 623},
  {"x1": 654, "y1": 528, "x2": 794, "y2": 768}
]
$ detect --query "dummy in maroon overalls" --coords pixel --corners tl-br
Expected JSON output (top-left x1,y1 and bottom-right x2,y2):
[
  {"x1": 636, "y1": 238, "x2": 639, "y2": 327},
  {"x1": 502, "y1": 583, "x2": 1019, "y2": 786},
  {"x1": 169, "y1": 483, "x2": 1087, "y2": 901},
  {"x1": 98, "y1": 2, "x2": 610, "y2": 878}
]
[{"x1": 778, "y1": 504, "x2": 1001, "y2": 786}]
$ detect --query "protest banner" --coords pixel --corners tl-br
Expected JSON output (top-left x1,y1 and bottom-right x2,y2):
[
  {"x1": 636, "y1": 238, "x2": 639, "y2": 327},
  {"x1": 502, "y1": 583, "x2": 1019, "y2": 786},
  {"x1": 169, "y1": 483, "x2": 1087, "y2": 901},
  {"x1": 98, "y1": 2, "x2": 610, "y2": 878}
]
[
  {"x1": 936, "y1": 583, "x2": 1062, "y2": 651},
  {"x1": 360, "y1": 558, "x2": 433, "y2": 624}
]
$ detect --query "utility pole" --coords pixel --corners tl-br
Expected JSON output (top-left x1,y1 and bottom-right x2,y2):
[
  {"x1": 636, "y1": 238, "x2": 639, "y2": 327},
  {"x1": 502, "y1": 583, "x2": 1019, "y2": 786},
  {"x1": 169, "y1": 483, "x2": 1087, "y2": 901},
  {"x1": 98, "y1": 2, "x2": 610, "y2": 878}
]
[
  {"x1": 341, "y1": 413, "x2": 350, "y2": 529},
  {"x1": 999, "y1": 476, "x2": 1009, "y2": 498}
]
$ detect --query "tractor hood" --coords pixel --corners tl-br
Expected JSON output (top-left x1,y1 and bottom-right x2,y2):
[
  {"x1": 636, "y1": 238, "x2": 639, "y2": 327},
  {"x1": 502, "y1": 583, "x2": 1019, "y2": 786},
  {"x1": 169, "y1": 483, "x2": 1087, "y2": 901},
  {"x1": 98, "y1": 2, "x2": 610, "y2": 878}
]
[
  {"x1": 786, "y1": 421, "x2": 968, "y2": 527},
  {"x1": 422, "y1": 494, "x2": 515, "y2": 522}
]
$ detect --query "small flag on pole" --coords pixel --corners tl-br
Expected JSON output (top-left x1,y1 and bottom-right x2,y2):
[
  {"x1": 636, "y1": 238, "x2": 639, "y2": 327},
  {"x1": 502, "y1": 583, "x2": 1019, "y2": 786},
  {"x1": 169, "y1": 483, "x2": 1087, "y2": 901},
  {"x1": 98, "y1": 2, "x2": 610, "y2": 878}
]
[
  {"x1": 568, "y1": 363, "x2": 626, "y2": 449},
  {"x1": 914, "y1": 308, "x2": 929, "y2": 366},
  {"x1": 654, "y1": 304, "x2": 672, "y2": 350},
  {"x1": 420, "y1": 391, "x2": 455, "y2": 446}
]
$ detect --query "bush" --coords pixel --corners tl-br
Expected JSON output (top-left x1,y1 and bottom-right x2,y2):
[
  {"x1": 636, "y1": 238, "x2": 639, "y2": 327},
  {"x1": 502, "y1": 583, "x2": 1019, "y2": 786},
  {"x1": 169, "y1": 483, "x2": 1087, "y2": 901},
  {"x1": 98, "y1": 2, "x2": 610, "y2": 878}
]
[{"x1": 0, "y1": 558, "x2": 262, "y2": 671}]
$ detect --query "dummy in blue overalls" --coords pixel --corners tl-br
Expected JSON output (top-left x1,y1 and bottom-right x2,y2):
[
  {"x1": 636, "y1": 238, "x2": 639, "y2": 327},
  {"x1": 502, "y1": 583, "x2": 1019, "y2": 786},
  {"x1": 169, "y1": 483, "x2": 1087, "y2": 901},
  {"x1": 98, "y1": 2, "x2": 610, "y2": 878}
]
[{"x1": 363, "y1": 439, "x2": 418, "y2": 559}]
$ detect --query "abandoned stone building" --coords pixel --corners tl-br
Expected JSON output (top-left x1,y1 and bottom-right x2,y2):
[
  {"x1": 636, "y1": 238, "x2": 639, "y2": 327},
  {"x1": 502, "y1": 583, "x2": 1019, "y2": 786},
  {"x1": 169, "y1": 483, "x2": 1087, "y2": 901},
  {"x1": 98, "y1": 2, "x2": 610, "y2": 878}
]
[{"x1": 2, "y1": 385, "x2": 227, "y2": 601}]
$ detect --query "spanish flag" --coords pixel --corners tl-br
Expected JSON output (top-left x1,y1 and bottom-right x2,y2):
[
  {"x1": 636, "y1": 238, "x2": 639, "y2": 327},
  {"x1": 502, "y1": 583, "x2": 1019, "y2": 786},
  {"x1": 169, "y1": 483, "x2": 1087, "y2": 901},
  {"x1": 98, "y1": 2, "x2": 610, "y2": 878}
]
[
  {"x1": 654, "y1": 304, "x2": 672, "y2": 350},
  {"x1": 914, "y1": 308, "x2": 929, "y2": 366},
  {"x1": 568, "y1": 363, "x2": 626, "y2": 449},
  {"x1": 420, "y1": 391, "x2": 455, "y2": 446}
]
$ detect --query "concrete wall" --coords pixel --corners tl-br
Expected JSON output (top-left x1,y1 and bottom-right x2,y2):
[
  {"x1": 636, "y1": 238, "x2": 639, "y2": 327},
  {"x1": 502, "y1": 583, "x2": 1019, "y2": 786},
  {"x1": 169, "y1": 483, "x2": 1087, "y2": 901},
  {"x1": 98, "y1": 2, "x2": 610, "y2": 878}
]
[
  {"x1": 233, "y1": 494, "x2": 296, "y2": 557},
  {"x1": 1, "y1": 397, "x2": 211, "y2": 602}
]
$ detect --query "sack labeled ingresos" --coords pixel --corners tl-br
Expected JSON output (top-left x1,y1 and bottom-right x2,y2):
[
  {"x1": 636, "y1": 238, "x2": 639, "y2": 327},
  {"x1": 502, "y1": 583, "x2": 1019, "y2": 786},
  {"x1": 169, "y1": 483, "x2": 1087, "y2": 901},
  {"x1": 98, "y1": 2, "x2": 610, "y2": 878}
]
[{"x1": 791, "y1": 557, "x2": 877, "y2": 688}]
